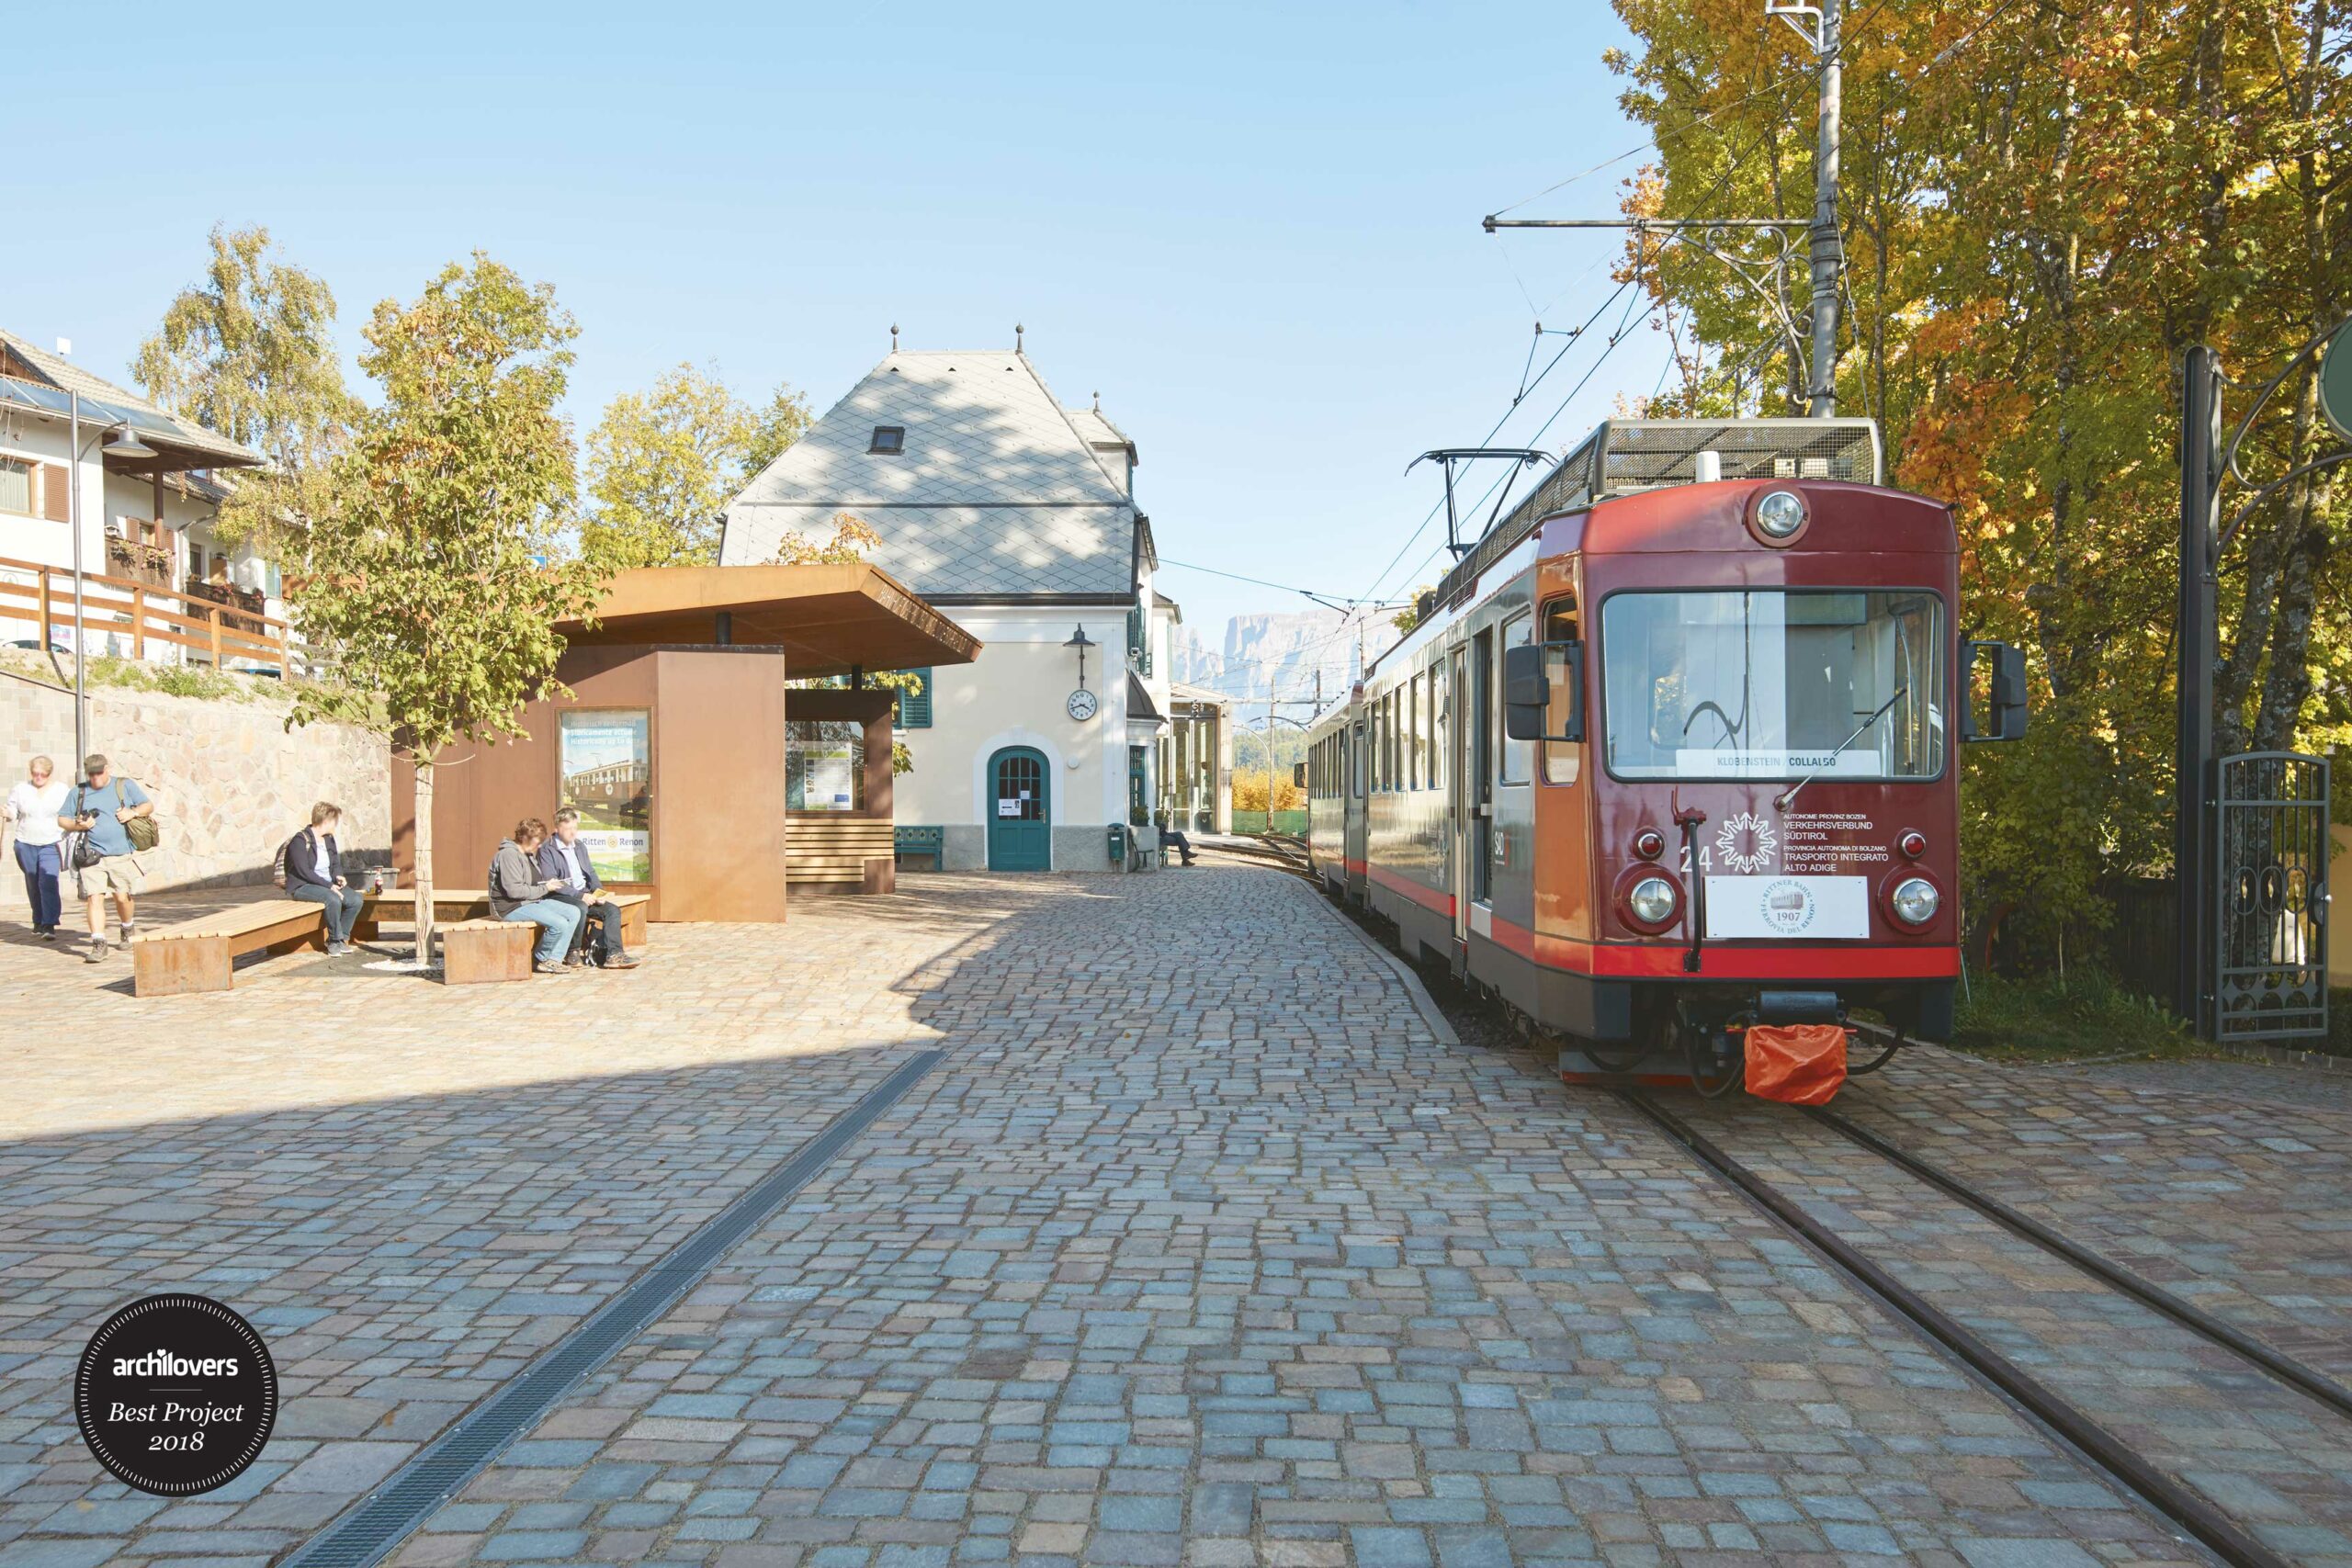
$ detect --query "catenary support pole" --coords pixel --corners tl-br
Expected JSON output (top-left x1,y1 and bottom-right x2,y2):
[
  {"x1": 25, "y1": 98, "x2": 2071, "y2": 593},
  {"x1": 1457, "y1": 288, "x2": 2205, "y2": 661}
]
[
  {"x1": 1807, "y1": 0, "x2": 1844, "y2": 417},
  {"x1": 2176, "y1": 346, "x2": 2223, "y2": 1035}
]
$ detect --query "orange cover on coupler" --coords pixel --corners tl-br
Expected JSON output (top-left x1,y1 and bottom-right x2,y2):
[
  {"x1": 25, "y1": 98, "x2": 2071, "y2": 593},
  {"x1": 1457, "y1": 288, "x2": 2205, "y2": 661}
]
[{"x1": 1744, "y1": 1024, "x2": 1849, "y2": 1104}]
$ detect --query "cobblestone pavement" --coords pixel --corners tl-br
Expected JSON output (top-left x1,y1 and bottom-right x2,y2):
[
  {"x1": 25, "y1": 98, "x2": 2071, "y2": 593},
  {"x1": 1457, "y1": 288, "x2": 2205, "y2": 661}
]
[
  {"x1": 0, "y1": 870, "x2": 2344, "y2": 1565},
  {"x1": 2038, "y1": 1052, "x2": 2352, "y2": 1117}
]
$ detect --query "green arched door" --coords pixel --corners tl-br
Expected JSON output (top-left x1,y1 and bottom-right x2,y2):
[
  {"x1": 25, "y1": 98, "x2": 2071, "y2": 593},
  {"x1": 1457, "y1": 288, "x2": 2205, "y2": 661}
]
[{"x1": 987, "y1": 747, "x2": 1050, "y2": 870}]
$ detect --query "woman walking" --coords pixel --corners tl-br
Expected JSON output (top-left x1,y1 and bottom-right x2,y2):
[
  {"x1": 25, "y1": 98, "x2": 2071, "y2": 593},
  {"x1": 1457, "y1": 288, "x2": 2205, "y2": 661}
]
[{"x1": 5, "y1": 755, "x2": 69, "y2": 939}]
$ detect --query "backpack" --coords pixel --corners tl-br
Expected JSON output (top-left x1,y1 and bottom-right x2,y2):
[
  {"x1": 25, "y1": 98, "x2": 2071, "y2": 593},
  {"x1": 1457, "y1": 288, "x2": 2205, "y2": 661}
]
[{"x1": 118, "y1": 775, "x2": 161, "y2": 853}]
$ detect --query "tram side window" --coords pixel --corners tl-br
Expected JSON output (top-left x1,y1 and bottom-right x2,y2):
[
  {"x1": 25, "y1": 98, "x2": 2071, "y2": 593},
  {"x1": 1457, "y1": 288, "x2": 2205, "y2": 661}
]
[
  {"x1": 1498, "y1": 614, "x2": 1534, "y2": 784},
  {"x1": 1543, "y1": 597, "x2": 1581, "y2": 784},
  {"x1": 1420, "y1": 658, "x2": 1439, "y2": 799},
  {"x1": 1374, "y1": 695, "x2": 1392, "y2": 799},
  {"x1": 1400, "y1": 682, "x2": 1414, "y2": 791},
  {"x1": 1407, "y1": 676, "x2": 1421, "y2": 790},
  {"x1": 1415, "y1": 672, "x2": 1431, "y2": 789}
]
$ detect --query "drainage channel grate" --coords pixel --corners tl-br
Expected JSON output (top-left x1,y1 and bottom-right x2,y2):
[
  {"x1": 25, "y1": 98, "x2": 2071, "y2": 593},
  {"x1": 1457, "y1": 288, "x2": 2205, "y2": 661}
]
[{"x1": 283, "y1": 1048, "x2": 944, "y2": 1568}]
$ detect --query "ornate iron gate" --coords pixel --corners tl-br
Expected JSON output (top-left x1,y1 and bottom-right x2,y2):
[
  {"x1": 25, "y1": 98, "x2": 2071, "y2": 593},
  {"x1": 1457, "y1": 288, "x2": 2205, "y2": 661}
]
[{"x1": 2212, "y1": 752, "x2": 2330, "y2": 1043}]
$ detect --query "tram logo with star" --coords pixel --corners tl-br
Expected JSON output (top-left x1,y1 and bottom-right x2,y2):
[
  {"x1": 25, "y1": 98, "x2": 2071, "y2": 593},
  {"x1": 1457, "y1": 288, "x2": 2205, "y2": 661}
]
[{"x1": 1715, "y1": 811, "x2": 1778, "y2": 874}]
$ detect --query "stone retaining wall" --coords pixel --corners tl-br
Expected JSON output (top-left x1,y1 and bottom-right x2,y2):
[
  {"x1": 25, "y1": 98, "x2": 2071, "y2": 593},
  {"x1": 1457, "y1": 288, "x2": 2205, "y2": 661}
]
[{"x1": 0, "y1": 668, "x2": 388, "y2": 914}]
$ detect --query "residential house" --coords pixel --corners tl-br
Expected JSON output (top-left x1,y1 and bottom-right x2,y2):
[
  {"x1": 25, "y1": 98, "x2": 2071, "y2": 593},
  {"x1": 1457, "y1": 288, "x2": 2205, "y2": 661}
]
[
  {"x1": 0, "y1": 328, "x2": 278, "y2": 667},
  {"x1": 720, "y1": 342, "x2": 1227, "y2": 869}
]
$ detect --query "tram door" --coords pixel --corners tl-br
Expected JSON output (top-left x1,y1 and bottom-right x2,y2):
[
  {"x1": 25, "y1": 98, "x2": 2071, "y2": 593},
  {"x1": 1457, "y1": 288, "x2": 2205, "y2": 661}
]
[
  {"x1": 1450, "y1": 644, "x2": 1471, "y2": 949},
  {"x1": 1470, "y1": 628, "x2": 1496, "y2": 918}
]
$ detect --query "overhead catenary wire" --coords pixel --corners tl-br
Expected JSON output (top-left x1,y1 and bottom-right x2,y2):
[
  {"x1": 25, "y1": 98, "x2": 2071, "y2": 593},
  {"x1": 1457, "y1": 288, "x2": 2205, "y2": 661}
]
[
  {"x1": 1382, "y1": 283, "x2": 1655, "y2": 598},
  {"x1": 1355, "y1": 275, "x2": 1643, "y2": 609}
]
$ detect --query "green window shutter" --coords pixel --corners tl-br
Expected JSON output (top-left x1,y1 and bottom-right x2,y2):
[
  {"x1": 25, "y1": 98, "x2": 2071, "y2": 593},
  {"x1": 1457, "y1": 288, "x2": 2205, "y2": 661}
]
[{"x1": 896, "y1": 669, "x2": 933, "y2": 728}]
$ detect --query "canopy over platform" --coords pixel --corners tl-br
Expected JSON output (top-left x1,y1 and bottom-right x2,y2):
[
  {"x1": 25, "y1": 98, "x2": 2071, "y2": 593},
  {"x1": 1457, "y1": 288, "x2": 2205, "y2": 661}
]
[{"x1": 558, "y1": 563, "x2": 982, "y2": 679}]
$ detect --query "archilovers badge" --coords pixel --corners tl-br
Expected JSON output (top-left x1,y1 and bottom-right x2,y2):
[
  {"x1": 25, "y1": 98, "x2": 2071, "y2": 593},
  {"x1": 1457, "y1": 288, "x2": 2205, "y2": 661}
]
[{"x1": 74, "y1": 1294, "x2": 277, "y2": 1495}]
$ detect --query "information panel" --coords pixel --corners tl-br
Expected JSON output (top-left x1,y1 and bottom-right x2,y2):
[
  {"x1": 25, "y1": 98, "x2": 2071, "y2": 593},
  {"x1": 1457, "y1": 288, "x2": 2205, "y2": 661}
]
[{"x1": 558, "y1": 710, "x2": 651, "y2": 882}]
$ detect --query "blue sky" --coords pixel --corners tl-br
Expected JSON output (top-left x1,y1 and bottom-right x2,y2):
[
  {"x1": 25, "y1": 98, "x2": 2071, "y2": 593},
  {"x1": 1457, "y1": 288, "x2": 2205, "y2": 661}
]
[{"x1": 6, "y1": 1, "x2": 1684, "y2": 649}]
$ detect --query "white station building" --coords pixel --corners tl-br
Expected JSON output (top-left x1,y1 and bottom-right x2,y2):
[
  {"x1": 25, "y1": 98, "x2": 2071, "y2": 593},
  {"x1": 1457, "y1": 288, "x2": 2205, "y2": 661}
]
[{"x1": 720, "y1": 341, "x2": 1227, "y2": 871}]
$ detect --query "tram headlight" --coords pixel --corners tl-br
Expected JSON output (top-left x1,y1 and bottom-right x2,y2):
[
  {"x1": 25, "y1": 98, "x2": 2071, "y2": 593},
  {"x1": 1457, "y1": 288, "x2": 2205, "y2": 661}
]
[
  {"x1": 1754, "y1": 489, "x2": 1808, "y2": 538},
  {"x1": 1890, "y1": 876, "x2": 1939, "y2": 926},
  {"x1": 1628, "y1": 875, "x2": 1679, "y2": 925}
]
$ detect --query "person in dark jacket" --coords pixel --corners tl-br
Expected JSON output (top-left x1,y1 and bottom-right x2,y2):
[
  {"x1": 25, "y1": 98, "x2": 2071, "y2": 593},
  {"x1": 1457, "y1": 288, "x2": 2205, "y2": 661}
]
[
  {"x1": 537, "y1": 807, "x2": 638, "y2": 969},
  {"x1": 490, "y1": 818, "x2": 581, "y2": 975},
  {"x1": 283, "y1": 801, "x2": 367, "y2": 954}
]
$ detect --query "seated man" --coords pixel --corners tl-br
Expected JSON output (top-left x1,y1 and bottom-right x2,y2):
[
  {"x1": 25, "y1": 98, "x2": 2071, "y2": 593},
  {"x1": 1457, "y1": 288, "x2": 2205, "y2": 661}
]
[
  {"x1": 489, "y1": 818, "x2": 581, "y2": 976},
  {"x1": 1159, "y1": 824, "x2": 1199, "y2": 866},
  {"x1": 537, "y1": 807, "x2": 638, "y2": 970}
]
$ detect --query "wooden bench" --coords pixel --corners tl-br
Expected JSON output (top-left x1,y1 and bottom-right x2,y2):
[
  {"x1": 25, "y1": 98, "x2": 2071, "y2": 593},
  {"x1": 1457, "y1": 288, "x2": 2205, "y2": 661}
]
[
  {"x1": 442, "y1": 919, "x2": 534, "y2": 985},
  {"x1": 791, "y1": 818, "x2": 897, "y2": 894},
  {"x1": 355, "y1": 888, "x2": 650, "y2": 948},
  {"x1": 132, "y1": 899, "x2": 327, "y2": 997}
]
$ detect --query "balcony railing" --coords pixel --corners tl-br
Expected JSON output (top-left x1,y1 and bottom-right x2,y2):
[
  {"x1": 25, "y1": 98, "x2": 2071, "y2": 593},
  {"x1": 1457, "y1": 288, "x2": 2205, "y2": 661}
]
[
  {"x1": 0, "y1": 553, "x2": 296, "y2": 677},
  {"x1": 106, "y1": 536, "x2": 175, "y2": 590}
]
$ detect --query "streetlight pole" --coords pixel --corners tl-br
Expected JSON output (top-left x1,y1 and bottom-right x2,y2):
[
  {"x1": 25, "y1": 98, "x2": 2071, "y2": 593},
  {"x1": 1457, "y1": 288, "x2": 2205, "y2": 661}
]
[{"x1": 66, "y1": 389, "x2": 86, "y2": 766}]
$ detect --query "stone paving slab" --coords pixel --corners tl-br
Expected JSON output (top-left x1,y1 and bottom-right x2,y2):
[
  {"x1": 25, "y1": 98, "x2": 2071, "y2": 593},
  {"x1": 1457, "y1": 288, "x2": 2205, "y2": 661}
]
[{"x1": 0, "y1": 870, "x2": 2344, "y2": 1565}]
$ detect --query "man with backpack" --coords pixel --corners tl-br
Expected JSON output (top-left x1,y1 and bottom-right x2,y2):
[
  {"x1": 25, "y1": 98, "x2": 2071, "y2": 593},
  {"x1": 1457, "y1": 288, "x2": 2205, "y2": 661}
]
[{"x1": 58, "y1": 753, "x2": 154, "y2": 964}]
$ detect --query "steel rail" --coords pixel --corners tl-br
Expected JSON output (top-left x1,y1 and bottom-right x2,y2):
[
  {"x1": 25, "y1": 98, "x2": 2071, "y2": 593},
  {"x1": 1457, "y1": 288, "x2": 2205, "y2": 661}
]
[
  {"x1": 1804, "y1": 1102, "x2": 2352, "y2": 1424},
  {"x1": 1616, "y1": 1088, "x2": 2293, "y2": 1568}
]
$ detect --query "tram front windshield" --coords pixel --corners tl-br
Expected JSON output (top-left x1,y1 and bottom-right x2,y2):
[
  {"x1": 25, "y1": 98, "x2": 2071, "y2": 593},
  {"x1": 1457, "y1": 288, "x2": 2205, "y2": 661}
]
[{"x1": 1601, "y1": 590, "x2": 1944, "y2": 781}]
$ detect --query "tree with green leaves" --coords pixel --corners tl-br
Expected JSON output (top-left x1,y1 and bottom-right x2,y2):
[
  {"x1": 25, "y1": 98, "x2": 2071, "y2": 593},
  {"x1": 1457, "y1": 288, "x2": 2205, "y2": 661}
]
[
  {"x1": 288, "y1": 254, "x2": 603, "y2": 958},
  {"x1": 133, "y1": 223, "x2": 356, "y2": 550},
  {"x1": 741, "y1": 379, "x2": 814, "y2": 479},
  {"x1": 1605, "y1": 0, "x2": 2350, "y2": 964},
  {"x1": 582, "y1": 364, "x2": 754, "y2": 569}
]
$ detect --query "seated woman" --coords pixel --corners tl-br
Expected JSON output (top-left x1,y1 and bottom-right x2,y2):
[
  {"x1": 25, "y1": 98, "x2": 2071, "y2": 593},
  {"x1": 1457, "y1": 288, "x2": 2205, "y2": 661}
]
[
  {"x1": 489, "y1": 818, "x2": 582, "y2": 976},
  {"x1": 282, "y1": 801, "x2": 368, "y2": 954}
]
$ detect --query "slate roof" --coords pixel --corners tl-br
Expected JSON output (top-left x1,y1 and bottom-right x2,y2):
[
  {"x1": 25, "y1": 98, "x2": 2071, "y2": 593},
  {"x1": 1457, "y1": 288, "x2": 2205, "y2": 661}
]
[
  {"x1": 1068, "y1": 406, "x2": 1133, "y2": 453},
  {"x1": 721, "y1": 350, "x2": 1139, "y2": 599},
  {"x1": 0, "y1": 328, "x2": 260, "y2": 469}
]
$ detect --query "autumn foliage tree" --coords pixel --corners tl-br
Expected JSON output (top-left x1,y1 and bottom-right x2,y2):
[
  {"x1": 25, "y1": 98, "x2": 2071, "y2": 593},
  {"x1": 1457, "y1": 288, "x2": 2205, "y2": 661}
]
[
  {"x1": 1605, "y1": 0, "x2": 2349, "y2": 958},
  {"x1": 288, "y1": 254, "x2": 603, "y2": 957},
  {"x1": 582, "y1": 367, "x2": 814, "y2": 570},
  {"x1": 133, "y1": 224, "x2": 356, "y2": 551}
]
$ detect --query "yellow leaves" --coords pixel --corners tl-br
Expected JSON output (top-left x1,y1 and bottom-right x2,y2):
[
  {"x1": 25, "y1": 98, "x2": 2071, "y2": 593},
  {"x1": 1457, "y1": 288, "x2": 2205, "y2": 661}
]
[{"x1": 771, "y1": 512, "x2": 884, "y2": 566}]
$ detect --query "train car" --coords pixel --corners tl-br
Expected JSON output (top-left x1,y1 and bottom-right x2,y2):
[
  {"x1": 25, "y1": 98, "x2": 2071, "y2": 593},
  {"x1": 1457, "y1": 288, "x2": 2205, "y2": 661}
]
[
  {"x1": 1329, "y1": 418, "x2": 2027, "y2": 1094},
  {"x1": 1304, "y1": 699, "x2": 1364, "y2": 902}
]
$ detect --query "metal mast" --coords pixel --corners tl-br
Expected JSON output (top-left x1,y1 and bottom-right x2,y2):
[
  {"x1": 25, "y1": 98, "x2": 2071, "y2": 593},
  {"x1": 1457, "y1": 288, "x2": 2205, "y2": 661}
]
[{"x1": 1770, "y1": 0, "x2": 1843, "y2": 414}]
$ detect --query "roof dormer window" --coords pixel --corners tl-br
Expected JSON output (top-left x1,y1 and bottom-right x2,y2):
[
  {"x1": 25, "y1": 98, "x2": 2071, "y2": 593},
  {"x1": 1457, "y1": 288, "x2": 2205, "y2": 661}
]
[{"x1": 869, "y1": 425, "x2": 905, "y2": 455}]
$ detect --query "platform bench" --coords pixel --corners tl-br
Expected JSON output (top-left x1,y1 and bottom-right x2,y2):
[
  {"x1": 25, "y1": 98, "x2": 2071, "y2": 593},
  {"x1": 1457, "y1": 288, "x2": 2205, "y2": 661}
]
[
  {"x1": 442, "y1": 919, "x2": 535, "y2": 985},
  {"x1": 132, "y1": 899, "x2": 326, "y2": 998},
  {"x1": 355, "y1": 889, "x2": 650, "y2": 949},
  {"x1": 894, "y1": 825, "x2": 944, "y2": 870}
]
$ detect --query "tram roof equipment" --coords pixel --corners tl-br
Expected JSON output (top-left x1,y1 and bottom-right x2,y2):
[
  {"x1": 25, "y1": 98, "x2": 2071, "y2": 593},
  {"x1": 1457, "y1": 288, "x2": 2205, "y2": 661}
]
[{"x1": 1435, "y1": 417, "x2": 1883, "y2": 609}]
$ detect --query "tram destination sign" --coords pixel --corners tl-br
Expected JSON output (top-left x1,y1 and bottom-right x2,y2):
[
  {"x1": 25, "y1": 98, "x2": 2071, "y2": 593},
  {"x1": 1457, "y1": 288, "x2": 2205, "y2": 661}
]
[{"x1": 2325, "y1": 319, "x2": 2352, "y2": 442}]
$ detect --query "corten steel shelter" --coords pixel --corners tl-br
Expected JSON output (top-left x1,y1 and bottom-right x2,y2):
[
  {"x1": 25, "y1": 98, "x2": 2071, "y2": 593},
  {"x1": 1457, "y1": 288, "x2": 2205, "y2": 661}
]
[{"x1": 392, "y1": 563, "x2": 981, "y2": 923}]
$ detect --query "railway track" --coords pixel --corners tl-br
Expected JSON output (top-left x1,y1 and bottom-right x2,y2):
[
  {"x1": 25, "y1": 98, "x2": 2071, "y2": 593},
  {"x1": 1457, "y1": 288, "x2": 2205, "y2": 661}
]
[
  {"x1": 1277, "y1": 863, "x2": 2348, "y2": 1566},
  {"x1": 1194, "y1": 834, "x2": 1314, "y2": 878},
  {"x1": 1275, "y1": 833, "x2": 2352, "y2": 1559},
  {"x1": 1615, "y1": 1088, "x2": 2350, "y2": 1568}
]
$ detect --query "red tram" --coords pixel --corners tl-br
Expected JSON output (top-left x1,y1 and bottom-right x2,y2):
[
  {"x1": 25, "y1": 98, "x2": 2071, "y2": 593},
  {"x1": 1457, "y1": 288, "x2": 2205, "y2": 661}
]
[{"x1": 1305, "y1": 419, "x2": 2028, "y2": 1098}]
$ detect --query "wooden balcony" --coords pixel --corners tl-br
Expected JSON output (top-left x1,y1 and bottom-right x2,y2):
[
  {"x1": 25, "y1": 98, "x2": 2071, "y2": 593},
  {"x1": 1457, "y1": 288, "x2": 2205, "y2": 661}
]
[
  {"x1": 106, "y1": 536, "x2": 175, "y2": 590},
  {"x1": 0, "y1": 554, "x2": 294, "y2": 675}
]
